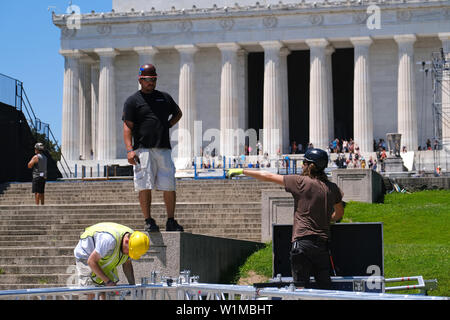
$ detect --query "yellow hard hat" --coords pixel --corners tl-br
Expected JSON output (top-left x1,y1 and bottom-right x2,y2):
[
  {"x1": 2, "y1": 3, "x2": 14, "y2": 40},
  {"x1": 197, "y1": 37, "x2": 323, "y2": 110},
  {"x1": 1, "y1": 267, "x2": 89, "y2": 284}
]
[{"x1": 128, "y1": 231, "x2": 150, "y2": 260}]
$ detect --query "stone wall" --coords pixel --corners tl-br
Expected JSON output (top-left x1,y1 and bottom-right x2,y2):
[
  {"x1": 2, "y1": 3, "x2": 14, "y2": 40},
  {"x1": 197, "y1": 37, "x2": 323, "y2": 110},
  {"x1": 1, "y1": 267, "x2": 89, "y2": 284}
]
[
  {"x1": 384, "y1": 176, "x2": 450, "y2": 192},
  {"x1": 118, "y1": 232, "x2": 264, "y2": 284}
]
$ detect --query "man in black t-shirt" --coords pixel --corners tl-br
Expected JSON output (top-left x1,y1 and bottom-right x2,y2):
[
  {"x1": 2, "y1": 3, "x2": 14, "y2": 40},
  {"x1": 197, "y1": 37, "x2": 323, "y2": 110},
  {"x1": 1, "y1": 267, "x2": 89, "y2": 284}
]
[{"x1": 122, "y1": 64, "x2": 184, "y2": 233}]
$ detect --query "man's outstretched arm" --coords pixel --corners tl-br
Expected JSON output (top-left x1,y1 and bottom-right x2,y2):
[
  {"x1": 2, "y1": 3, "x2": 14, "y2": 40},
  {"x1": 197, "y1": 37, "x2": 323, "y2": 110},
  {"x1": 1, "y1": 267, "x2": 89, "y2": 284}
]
[{"x1": 227, "y1": 169, "x2": 285, "y2": 186}]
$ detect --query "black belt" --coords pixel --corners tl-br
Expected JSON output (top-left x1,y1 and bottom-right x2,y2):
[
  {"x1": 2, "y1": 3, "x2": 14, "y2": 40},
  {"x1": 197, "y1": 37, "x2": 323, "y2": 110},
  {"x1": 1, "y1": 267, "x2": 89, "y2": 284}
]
[{"x1": 293, "y1": 235, "x2": 328, "y2": 247}]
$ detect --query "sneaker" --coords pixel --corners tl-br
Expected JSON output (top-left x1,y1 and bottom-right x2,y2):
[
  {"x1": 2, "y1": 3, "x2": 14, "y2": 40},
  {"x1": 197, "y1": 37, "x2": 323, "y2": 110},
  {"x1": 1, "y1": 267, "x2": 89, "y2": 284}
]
[
  {"x1": 166, "y1": 219, "x2": 184, "y2": 232},
  {"x1": 144, "y1": 218, "x2": 160, "y2": 232}
]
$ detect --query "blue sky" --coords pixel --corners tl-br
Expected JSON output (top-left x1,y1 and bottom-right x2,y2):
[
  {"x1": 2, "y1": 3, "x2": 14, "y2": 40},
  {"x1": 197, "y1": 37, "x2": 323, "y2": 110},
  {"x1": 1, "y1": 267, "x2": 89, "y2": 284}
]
[{"x1": 0, "y1": 0, "x2": 112, "y2": 144}]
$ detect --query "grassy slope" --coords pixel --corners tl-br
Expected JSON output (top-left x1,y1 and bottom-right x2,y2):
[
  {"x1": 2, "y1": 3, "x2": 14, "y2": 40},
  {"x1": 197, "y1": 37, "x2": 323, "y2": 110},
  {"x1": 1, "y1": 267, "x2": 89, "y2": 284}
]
[{"x1": 236, "y1": 190, "x2": 450, "y2": 297}]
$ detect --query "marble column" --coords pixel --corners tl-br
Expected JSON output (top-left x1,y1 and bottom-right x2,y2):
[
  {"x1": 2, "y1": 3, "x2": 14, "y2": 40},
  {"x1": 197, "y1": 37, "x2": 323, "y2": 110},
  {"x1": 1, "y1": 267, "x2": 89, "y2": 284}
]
[
  {"x1": 237, "y1": 49, "x2": 248, "y2": 138},
  {"x1": 306, "y1": 39, "x2": 330, "y2": 150},
  {"x1": 95, "y1": 48, "x2": 118, "y2": 160},
  {"x1": 175, "y1": 44, "x2": 198, "y2": 168},
  {"x1": 91, "y1": 63, "x2": 100, "y2": 160},
  {"x1": 351, "y1": 37, "x2": 373, "y2": 153},
  {"x1": 394, "y1": 34, "x2": 418, "y2": 152},
  {"x1": 218, "y1": 43, "x2": 240, "y2": 156},
  {"x1": 134, "y1": 46, "x2": 159, "y2": 89},
  {"x1": 280, "y1": 47, "x2": 290, "y2": 154},
  {"x1": 261, "y1": 41, "x2": 284, "y2": 156},
  {"x1": 60, "y1": 49, "x2": 81, "y2": 161},
  {"x1": 325, "y1": 46, "x2": 335, "y2": 144},
  {"x1": 78, "y1": 55, "x2": 93, "y2": 160},
  {"x1": 439, "y1": 33, "x2": 450, "y2": 150}
]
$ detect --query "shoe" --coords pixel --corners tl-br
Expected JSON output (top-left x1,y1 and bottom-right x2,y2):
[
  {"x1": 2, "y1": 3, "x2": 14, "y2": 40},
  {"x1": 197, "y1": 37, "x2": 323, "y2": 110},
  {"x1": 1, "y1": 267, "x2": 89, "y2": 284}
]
[
  {"x1": 166, "y1": 219, "x2": 184, "y2": 232},
  {"x1": 144, "y1": 218, "x2": 160, "y2": 232}
]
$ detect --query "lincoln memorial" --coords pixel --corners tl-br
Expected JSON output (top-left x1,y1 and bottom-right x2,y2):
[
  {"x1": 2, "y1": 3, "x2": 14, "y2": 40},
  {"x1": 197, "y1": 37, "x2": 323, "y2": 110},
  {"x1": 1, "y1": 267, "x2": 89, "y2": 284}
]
[{"x1": 52, "y1": 0, "x2": 450, "y2": 172}]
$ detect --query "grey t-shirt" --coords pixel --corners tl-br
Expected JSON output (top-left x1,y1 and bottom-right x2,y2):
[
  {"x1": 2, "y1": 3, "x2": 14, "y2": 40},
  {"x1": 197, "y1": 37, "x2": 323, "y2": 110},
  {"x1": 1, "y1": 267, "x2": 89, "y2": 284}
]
[
  {"x1": 32, "y1": 153, "x2": 47, "y2": 179},
  {"x1": 74, "y1": 232, "x2": 117, "y2": 262}
]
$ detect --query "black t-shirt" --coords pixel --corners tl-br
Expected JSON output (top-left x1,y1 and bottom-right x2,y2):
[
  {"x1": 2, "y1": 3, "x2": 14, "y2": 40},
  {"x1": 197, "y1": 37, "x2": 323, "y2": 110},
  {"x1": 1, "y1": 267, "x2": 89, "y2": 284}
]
[{"x1": 122, "y1": 90, "x2": 181, "y2": 149}]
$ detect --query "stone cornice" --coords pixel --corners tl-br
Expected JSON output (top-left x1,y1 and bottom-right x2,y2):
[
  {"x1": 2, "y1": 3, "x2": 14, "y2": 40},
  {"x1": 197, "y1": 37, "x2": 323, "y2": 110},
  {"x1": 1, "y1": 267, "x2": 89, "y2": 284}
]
[{"x1": 52, "y1": 0, "x2": 449, "y2": 27}]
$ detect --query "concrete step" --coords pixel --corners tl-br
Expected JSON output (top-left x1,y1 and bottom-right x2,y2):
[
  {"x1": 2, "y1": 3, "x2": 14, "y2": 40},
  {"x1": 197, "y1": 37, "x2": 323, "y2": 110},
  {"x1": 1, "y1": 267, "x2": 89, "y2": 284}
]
[
  {"x1": 0, "y1": 256, "x2": 77, "y2": 266},
  {"x1": 0, "y1": 247, "x2": 74, "y2": 257},
  {"x1": 0, "y1": 178, "x2": 272, "y2": 290},
  {"x1": 0, "y1": 283, "x2": 76, "y2": 291},
  {"x1": 0, "y1": 198, "x2": 262, "y2": 205},
  {"x1": 0, "y1": 202, "x2": 260, "y2": 209},
  {"x1": 0, "y1": 210, "x2": 261, "y2": 220},
  {"x1": 0, "y1": 235, "x2": 80, "y2": 242},
  {"x1": 0, "y1": 240, "x2": 78, "y2": 247},
  {"x1": 0, "y1": 274, "x2": 71, "y2": 285},
  {"x1": 0, "y1": 265, "x2": 73, "y2": 275}
]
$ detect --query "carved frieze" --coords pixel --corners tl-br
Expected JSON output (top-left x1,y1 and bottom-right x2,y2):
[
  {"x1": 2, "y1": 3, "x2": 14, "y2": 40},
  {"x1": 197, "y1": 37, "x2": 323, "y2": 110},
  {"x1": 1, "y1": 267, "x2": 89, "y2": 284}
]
[
  {"x1": 97, "y1": 24, "x2": 112, "y2": 35},
  {"x1": 353, "y1": 12, "x2": 367, "y2": 24},
  {"x1": 61, "y1": 27, "x2": 77, "y2": 38},
  {"x1": 220, "y1": 18, "x2": 234, "y2": 31},
  {"x1": 177, "y1": 20, "x2": 193, "y2": 32},
  {"x1": 397, "y1": 10, "x2": 412, "y2": 22},
  {"x1": 263, "y1": 16, "x2": 278, "y2": 28},
  {"x1": 137, "y1": 23, "x2": 152, "y2": 35},
  {"x1": 309, "y1": 14, "x2": 323, "y2": 26}
]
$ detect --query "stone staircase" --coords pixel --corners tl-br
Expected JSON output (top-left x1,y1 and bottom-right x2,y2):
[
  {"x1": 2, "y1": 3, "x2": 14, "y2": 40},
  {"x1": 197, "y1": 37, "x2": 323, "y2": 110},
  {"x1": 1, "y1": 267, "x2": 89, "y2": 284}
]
[{"x1": 0, "y1": 178, "x2": 283, "y2": 290}]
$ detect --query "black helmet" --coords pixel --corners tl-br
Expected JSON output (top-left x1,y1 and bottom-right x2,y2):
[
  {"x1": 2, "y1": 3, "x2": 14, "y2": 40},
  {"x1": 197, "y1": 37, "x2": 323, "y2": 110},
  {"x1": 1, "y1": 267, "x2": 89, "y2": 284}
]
[{"x1": 304, "y1": 148, "x2": 328, "y2": 170}]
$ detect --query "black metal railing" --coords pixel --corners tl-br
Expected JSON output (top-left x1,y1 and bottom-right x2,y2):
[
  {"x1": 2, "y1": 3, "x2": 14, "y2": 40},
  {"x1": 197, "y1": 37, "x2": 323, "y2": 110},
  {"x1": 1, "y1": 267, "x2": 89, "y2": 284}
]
[{"x1": 0, "y1": 72, "x2": 72, "y2": 178}]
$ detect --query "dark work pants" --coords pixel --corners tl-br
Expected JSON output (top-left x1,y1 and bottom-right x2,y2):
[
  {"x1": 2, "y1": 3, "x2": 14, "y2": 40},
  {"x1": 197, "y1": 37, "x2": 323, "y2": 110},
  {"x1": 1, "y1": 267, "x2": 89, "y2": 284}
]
[{"x1": 290, "y1": 236, "x2": 332, "y2": 290}]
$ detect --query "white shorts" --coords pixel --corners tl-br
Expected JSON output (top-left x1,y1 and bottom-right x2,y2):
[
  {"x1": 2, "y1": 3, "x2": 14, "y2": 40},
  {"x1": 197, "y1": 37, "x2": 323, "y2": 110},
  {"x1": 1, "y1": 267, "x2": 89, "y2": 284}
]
[
  {"x1": 75, "y1": 260, "x2": 98, "y2": 287},
  {"x1": 133, "y1": 148, "x2": 176, "y2": 192}
]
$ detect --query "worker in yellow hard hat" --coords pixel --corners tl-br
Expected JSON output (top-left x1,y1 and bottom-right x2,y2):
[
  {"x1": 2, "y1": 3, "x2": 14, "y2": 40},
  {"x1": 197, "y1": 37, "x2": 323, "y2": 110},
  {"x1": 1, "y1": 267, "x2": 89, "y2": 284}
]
[{"x1": 73, "y1": 222, "x2": 150, "y2": 299}]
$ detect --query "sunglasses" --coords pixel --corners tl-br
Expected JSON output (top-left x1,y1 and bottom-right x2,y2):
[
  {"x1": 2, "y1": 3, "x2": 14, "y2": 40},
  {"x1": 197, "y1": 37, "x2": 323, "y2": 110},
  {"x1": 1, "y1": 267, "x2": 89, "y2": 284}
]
[{"x1": 140, "y1": 77, "x2": 157, "y2": 82}]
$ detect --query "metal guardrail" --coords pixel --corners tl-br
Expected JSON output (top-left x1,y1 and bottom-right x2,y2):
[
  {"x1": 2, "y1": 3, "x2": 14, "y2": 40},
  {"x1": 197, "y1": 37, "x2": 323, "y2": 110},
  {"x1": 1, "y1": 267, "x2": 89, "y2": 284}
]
[
  {"x1": 0, "y1": 73, "x2": 73, "y2": 178},
  {"x1": 0, "y1": 277, "x2": 447, "y2": 300}
]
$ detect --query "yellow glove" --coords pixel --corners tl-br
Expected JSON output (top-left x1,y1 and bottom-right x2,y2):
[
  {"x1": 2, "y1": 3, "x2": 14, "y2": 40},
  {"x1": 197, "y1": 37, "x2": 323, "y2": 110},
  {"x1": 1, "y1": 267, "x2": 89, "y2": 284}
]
[{"x1": 226, "y1": 168, "x2": 244, "y2": 178}]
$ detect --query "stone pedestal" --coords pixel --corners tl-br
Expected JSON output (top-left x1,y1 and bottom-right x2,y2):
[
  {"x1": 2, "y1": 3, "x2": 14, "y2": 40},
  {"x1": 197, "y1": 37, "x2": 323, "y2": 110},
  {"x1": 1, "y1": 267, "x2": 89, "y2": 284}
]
[
  {"x1": 331, "y1": 169, "x2": 385, "y2": 204},
  {"x1": 384, "y1": 157, "x2": 406, "y2": 173}
]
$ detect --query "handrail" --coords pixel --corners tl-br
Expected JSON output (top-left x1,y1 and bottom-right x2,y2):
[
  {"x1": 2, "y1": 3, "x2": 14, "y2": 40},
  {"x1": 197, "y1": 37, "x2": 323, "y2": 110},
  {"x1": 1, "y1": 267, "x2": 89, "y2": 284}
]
[{"x1": 0, "y1": 73, "x2": 73, "y2": 178}]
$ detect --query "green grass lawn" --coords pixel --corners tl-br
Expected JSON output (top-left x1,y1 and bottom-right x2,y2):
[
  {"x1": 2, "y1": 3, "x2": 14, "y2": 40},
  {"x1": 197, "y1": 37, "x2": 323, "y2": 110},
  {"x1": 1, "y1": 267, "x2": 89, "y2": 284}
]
[{"x1": 235, "y1": 190, "x2": 450, "y2": 297}]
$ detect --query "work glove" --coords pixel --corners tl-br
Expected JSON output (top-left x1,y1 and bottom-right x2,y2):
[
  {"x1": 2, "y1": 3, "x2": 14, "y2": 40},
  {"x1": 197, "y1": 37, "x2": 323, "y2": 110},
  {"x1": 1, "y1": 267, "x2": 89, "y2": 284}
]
[{"x1": 226, "y1": 168, "x2": 244, "y2": 178}]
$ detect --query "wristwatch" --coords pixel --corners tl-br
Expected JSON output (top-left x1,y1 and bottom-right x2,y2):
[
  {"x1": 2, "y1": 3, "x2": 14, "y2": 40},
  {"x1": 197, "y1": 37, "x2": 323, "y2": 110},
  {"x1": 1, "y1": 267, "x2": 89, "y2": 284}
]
[{"x1": 127, "y1": 149, "x2": 134, "y2": 153}]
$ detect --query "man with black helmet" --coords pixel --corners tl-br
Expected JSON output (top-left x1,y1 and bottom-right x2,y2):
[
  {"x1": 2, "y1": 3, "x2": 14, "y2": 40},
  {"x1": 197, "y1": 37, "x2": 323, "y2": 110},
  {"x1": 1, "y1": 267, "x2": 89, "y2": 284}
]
[
  {"x1": 122, "y1": 64, "x2": 184, "y2": 233},
  {"x1": 227, "y1": 148, "x2": 344, "y2": 289},
  {"x1": 27, "y1": 142, "x2": 48, "y2": 205}
]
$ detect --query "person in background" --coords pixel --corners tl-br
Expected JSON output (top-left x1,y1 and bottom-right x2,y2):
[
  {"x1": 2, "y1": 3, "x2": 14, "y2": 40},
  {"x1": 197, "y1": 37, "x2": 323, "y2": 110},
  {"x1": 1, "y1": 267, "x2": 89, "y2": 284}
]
[{"x1": 27, "y1": 142, "x2": 47, "y2": 205}]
